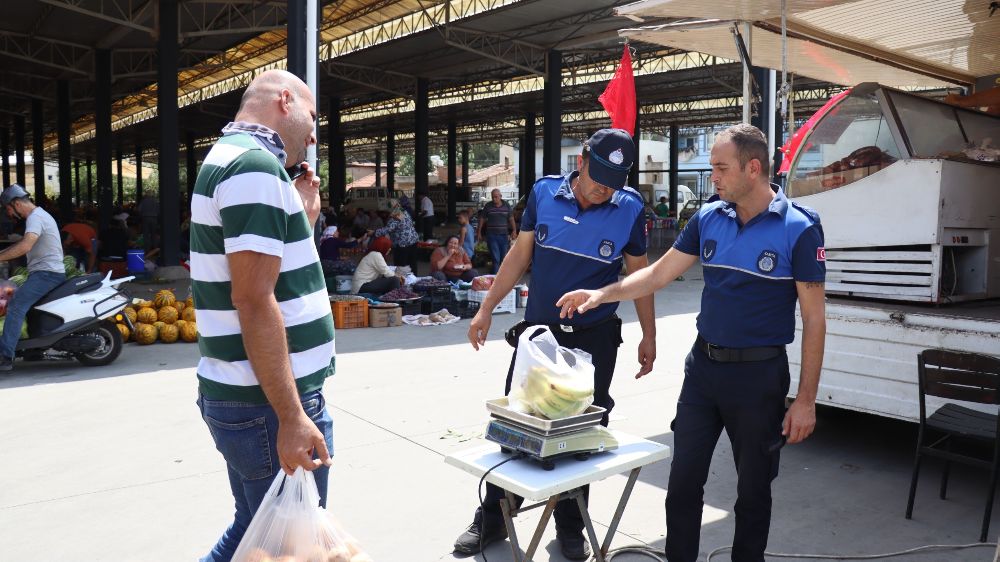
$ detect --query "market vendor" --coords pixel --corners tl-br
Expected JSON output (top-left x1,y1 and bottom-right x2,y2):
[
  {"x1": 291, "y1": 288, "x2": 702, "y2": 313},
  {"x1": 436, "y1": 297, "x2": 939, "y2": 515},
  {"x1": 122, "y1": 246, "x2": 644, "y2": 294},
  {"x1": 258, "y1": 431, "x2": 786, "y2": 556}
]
[
  {"x1": 351, "y1": 236, "x2": 401, "y2": 295},
  {"x1": 429, "y1": 235, "x2": 479, "y2": 282}
]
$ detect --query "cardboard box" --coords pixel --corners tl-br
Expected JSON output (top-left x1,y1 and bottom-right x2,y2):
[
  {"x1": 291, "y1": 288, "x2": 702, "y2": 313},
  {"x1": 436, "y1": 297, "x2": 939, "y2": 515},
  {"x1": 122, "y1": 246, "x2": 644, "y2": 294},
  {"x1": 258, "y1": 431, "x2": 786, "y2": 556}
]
[{"x1": 369, "y1": 306, "x2": 403, "y2": 328}]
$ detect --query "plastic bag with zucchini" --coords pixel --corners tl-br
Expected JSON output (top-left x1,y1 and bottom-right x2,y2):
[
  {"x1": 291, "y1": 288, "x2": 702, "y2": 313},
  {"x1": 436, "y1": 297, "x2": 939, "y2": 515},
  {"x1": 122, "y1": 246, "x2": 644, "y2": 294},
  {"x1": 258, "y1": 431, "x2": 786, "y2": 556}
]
[
  {"x1": 509, "y1": 326, "x2": 595, "y2": 419},
  {"x1": 231, "y1": 467, "x2": 373, "y2": 562}
]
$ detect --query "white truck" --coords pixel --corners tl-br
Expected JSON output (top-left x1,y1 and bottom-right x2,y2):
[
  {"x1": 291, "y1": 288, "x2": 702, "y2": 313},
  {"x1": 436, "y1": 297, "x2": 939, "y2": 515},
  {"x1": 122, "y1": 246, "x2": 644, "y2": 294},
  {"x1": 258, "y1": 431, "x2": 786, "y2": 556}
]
[{"x1": 783, "y1": 84, "x2": 1000, "y2": 421}]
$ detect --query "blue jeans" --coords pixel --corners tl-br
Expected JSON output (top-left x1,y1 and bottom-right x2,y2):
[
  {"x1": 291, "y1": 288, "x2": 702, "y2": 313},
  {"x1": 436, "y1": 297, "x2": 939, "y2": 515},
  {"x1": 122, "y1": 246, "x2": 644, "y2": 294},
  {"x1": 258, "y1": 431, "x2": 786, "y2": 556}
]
[
  {"x1": 198, "y1": 390, "x2": 334, "y2": 562},
  {"x1": 0, "y1": 270, "x2": 65, "y2": 358},
  {"x1": 486, "y1": 233, "x2": 510, "y2": 274}
]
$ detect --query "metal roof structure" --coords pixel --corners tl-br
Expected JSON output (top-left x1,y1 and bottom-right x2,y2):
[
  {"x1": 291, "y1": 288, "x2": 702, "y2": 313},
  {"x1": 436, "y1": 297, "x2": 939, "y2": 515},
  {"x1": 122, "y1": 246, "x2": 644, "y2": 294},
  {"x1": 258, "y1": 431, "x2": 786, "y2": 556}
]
[{"x1": 1, "y1": 0, "x2": 843, "y2": 166}]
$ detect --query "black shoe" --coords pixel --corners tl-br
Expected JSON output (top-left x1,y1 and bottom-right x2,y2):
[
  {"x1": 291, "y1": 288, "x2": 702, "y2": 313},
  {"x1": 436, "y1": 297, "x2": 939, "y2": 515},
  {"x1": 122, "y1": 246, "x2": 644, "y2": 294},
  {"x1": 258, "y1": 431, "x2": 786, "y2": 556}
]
[
  {"x1": 0, "y1": 356, "x2": 13, "y2": 372},
  {"x1": 453, "y1": 517, "x2": 508, "y2": 555},
  {"x1": 558, "y1": 532, "x2": 591, "y2": 560}
]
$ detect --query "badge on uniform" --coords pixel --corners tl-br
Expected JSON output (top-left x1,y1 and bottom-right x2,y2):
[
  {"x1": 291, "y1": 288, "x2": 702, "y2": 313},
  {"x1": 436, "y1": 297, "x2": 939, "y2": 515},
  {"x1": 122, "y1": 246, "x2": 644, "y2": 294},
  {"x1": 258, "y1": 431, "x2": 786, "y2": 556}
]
[
  {"x1": 609, "y1": 148, "x2": 625, "y2": 165},
  {"x1": 598, "y1": 239, "x2": 615, "y2": 258},
  {"x1": 702, "y1": 239, "x2": 717, "y2": 262},
  {"x1": 536, "y1": 224, "x2": 548, "y2": 243},
  {"x1": 757, "y1": 250, "x2": 778, "y2": 273}
]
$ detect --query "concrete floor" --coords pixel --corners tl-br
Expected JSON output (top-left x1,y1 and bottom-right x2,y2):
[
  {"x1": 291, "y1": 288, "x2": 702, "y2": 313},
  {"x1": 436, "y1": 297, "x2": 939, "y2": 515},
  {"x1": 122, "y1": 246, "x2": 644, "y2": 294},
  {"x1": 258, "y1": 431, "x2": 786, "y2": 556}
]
[{"x1": 0, "y1": 264, "x2": 998, "y2": 562}]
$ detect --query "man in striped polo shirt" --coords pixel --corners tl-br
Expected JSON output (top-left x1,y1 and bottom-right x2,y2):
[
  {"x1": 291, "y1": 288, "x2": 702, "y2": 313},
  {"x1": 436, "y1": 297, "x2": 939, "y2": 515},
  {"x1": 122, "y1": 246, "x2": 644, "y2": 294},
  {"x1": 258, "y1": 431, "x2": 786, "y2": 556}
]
[{"x1": 191, "y1": 69, "x2": 333, "y2": 562}]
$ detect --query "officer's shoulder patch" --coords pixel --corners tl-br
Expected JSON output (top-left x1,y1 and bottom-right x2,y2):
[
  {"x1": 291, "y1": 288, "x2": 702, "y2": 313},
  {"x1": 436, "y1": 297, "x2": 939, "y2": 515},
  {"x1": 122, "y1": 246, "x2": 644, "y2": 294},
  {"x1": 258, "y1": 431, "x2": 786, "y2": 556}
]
[
  {"x1": 620, "y1": 185, "x2": 641, "y2": 197},
  {"x1": 790, "y1": 201, "x2": 821, "y2": 224},
  {"x1": 543, "y1": 174, "x2": 564, "y2": 179}
]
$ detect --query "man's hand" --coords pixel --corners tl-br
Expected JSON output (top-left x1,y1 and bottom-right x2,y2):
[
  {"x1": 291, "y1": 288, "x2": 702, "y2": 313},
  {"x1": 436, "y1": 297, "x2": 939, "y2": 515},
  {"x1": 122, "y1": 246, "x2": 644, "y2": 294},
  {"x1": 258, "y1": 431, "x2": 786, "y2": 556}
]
[
  {"x1": 556, "y1": 289, "x2": 604, "y2": 319},
  {"x1": 635, "y1": 335, "x2": 656, "y2": 379},
  {"x1": 468, "y1": 310, "x2": 492, "y2": 350},
  {"x1": 276, "y1": 411, "x2": 331, "y2": 475},
  {"x1": 782, "y1": 398, "x2": 816, "y2": 444},
  {"x1": 292, "y1": 161, "x2": 321, "y2": 227}
]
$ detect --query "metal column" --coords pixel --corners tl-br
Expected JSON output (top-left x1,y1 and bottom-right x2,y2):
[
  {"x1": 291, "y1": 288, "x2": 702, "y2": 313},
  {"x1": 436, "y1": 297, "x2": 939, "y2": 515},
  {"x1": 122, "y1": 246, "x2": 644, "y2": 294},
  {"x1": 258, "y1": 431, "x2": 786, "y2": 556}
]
[
  {"x1": 542, "y1": 51, "x2": 562, "y2": 176},
  {"x1": 414, "y1": 78, "x2": 429, "y2": 198},
  {"x1": 628, "y1": 96, "x2": 640, "y2": 189},
  {"x1": 328, "y1": 96, "x2": 345, "y2": 207},
  {"x1": 116, "y1": 146, "x2": 123, "y2": 206},
  {"x1": 386, "y1": 130, "x2": 395, "y2": 195},
  {"x1": 135, "y1": 144, "x2": 143, "y2": 202},
  {"x1": 1, "y1": 128, "x2": 9, "y2": 187},
  {"x1": 73, "y1": 159, "x2": 80, "y2": 204},
  {"x1": 461, "y1": 141, "x2": 469, "y2": 200},
  {"x1": 286, "y1": 0, "x2": 306, "y2": 79},
  {"x1": 14, "y1": 116, "x2": 25, "y2": 186},
  {"x1": 31, "y1": 100, "x2": 45, "y2": 202},
  {"x1": 669, "y1": 124, "x2": 679, "y2": 216},
  {"x1": 158, "y1": 0, "x2": 180, "y2": 265},
  {"x1": 447, "y1": 122, "x2": 457, "y2": 222},
  {"x1": 95, "y1": 48, "x2": 113, "y2": 231},
  {"x1": 522, "y1": 112, "x2": 536, "y2": 198},
  {"x1": 375, "y1": 150, "x2": 382, "y2": 189},
  {"x1": 57, "y1": 81, "x2": 72, "y2": 219},
  {"x1": 186, "y1": 132, "x2": 196, "y2": 206}
]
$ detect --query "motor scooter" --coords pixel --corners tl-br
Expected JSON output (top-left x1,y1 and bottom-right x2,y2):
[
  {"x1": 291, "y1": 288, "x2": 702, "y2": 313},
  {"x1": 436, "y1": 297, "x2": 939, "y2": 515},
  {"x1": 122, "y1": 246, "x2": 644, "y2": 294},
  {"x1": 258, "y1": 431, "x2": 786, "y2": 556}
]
[{"x1": 12, "y1": 271, "x2": 134, "y2": 366}]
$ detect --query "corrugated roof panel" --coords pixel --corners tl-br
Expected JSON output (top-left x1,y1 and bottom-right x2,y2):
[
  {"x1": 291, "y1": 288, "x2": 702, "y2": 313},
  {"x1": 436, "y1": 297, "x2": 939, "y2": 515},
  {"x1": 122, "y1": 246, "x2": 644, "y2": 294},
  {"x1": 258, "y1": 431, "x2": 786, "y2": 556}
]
[{"x1": 616, "y1": 0, "x2": 853, "y2": 21}]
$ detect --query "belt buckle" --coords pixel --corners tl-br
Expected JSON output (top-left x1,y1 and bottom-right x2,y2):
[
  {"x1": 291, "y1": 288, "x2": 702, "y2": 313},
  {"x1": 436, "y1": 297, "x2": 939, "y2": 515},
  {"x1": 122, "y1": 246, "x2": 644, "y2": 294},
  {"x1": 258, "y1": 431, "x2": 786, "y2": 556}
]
[
  {"x1": 707, "y1": 342, "x2": 723, "y2": 361},
  {"x1": 559, "y1": 324, "x2": 574, "y2": 333}
]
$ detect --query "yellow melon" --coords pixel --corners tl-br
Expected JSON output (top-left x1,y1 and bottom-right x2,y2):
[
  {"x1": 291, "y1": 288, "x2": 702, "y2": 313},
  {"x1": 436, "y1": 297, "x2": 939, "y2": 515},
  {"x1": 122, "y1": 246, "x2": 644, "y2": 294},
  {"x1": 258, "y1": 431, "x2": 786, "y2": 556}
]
[
  {"x1": 116, "y1": 323, "x2": 131, "y2": 342},
  {"x1": 154, "y1": 290, "x2": 176, "y2": 308},
  {"x1": 134, "y1": 323, "x2": 157, "y2": 345},
  {"x1": 122, "y1": 307, "x2": 137, "y2": 325},
  {"x1": 136, "y1": 307, "x2": 157, "y2": 324},
  {"x1": 174, "y1": 301, "x2": 186, "y2": 312},
  {"x1": 180, "y1": 321, "x2": 198, "y2": 342},
  {"x1": 153, "y1": 321, "x2": 165, "y2": 333},
  {"x1": 136, "y1": 299, "x2": 154, "y2": 309},
  {"x1": 182, "y1": 307, "x2": 196, "y2": 322},
  {"x1": 158, "y1": 305, "x2": 179, "y2": 324},
  {"x1": 159, "y1": 323, "x2": 179, "y2": 343},
  {"x1": 185, "y1": 296, "x2": 194, "y2": 309}
]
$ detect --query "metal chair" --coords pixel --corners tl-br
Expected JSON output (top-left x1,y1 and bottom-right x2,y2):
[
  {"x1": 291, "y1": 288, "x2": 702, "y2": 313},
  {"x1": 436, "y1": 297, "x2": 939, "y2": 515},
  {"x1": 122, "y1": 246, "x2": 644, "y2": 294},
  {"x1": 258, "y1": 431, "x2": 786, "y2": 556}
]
[{"x1": 905, "y1": 349, "x2": 1000, "y2": 542}]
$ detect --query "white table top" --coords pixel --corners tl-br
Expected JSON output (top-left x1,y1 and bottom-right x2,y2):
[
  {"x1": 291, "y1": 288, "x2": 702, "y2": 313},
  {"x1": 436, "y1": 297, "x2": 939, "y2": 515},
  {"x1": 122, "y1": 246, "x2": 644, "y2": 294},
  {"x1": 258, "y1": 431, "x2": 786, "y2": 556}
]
[{"x1": 444, "y1": 430, "x2": 671, "y2": 501}]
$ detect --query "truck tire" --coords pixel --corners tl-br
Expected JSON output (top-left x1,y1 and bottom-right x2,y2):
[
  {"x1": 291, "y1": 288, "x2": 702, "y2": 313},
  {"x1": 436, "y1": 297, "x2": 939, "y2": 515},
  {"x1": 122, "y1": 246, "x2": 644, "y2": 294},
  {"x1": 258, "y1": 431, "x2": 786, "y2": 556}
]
[{"x1": 76, "y1": 322, "x2": 123, "y2": 367}]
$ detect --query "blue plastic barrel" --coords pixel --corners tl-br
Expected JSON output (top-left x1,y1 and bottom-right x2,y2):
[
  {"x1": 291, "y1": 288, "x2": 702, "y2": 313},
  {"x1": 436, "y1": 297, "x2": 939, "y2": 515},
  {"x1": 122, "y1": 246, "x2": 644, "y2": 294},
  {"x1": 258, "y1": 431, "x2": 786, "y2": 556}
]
[{"x1": 126, "y1": 249, "x2": 145, "y2": 273}]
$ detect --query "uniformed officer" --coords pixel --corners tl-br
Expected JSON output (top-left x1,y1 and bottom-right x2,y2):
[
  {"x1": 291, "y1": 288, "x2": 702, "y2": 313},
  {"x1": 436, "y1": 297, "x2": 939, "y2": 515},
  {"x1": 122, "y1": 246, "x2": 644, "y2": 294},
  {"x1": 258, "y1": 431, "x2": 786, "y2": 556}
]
[
  {"x1": 557, "y1": 123, "x2": 827, "y2": 562},
  {"x1": 454, "y1": 128, "x2": 657, "y2": 560}
]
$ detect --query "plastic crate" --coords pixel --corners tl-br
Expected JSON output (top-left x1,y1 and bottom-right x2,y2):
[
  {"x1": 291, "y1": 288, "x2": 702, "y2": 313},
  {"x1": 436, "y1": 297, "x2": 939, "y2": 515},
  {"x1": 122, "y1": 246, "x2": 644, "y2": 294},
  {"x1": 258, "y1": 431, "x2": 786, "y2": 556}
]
[
  {"x1": 468, "y1": 288, "x2": 516, "y2": 314},
  {"x1": 455, "y1": 299, "x2": 480, "y2": 319},
  {"x1": 330, "y1": 295, "x2": 368, "y2": 329},
  {"x1": 421, "y1": 291, "x2": 455, "y2": 315},
  {"x1": 383, "y1": 297, "x2": 422, "y2": 316}
]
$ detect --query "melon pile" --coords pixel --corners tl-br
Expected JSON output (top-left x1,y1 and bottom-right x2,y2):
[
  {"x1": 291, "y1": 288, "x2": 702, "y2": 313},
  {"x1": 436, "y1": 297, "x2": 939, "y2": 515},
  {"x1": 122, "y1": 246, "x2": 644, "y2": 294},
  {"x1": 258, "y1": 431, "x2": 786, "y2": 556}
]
[{"x1": 118, "y1": 290, "x2": 198, "y2": 345}]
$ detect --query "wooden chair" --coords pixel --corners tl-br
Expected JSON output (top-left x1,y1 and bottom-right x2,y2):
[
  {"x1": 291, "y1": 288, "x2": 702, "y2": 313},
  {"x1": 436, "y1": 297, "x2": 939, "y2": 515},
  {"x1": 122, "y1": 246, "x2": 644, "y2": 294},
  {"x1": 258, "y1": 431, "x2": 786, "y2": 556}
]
[{"x1": 905, "y1": 349, "x2": 1000, "y2": 542}]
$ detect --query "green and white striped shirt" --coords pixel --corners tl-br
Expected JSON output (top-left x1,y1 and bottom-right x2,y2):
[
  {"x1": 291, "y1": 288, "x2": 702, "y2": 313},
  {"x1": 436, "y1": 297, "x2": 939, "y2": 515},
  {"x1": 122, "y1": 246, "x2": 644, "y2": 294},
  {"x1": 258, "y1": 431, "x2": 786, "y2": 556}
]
[{"x1": 191, "y1": 127, "x2": 334, "y2": 403}]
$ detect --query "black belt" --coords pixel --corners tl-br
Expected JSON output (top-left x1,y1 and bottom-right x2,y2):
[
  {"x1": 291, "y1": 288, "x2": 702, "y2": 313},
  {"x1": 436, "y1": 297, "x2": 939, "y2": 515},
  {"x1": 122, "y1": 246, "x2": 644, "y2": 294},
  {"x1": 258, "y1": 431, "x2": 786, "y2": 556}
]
[
  {"x1": 695, "y1": 335, "x2": 784, "y2": 363},
  {"x1": 506, "y1": 315, "x2": 620, "y2": 347}
]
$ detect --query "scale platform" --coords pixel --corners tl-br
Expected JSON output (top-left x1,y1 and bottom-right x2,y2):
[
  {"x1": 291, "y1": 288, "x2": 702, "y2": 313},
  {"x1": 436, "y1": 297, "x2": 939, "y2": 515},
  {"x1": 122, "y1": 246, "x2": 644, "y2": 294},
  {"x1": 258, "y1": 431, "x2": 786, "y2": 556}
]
[{"x1": 485, "y1": 398, "x2": 619, "y2": 470}]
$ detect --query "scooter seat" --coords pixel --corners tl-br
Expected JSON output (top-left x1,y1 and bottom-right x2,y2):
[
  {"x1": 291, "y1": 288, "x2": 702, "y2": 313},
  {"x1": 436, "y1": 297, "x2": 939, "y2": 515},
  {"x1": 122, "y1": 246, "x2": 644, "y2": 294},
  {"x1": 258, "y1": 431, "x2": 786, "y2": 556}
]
[{"x1": 34, "y1": 273, "x2": 104, "y2": 307}]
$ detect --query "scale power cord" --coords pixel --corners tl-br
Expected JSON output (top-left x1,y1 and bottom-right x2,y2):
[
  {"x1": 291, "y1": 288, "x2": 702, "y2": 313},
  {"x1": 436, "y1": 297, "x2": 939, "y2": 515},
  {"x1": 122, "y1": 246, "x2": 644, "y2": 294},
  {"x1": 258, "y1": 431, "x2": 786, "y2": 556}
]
[{"x1": 574, "y1": 539, "x2": 999, "y2": 561}]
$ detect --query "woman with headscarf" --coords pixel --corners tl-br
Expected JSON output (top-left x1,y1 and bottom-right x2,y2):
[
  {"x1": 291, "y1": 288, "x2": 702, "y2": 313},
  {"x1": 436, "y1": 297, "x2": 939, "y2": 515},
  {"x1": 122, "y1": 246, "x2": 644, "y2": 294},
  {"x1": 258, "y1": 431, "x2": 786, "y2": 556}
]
[
  {"x1": 351, "y1": 236, "x2": 401, "y2": 295},
  {"x1": 430, "y1": 235, "x2": 479, "y2": 282},
  {"x1": 373, "y1": 201, "x2": 419, "y2": 274}
]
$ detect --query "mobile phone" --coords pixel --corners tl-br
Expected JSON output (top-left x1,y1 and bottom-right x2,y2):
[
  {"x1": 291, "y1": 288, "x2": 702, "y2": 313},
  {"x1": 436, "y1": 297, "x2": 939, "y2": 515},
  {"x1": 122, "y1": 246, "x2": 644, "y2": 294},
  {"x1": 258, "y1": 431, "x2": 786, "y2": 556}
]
[{"x1": 287, "y1": 163, "x2": 307, "y2": 181}]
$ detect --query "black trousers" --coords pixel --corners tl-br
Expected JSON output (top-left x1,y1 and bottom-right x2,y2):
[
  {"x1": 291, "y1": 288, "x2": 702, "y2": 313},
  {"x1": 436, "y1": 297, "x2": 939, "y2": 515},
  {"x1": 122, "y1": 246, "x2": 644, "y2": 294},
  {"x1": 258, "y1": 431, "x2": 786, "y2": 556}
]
[
  {"x1": 477, "y1": 318, "x2": 623, "y2": 536},
  {"x1": 665, "y1": 342, "x2": 790, "y2": 562},
  {"x1": 358, "y1": 276, "x2": 400, "y2": 295},
  {"x1": 392, "y1": 244, "x2": 419, "y2": 274}
]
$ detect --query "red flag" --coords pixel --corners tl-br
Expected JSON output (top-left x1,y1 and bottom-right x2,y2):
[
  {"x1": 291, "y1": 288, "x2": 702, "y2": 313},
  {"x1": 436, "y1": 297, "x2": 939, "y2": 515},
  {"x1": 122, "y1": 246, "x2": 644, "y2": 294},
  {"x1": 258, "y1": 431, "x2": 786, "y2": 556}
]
[{"x1": 599, "y1": 45, "x2": 636, "y2": 136}]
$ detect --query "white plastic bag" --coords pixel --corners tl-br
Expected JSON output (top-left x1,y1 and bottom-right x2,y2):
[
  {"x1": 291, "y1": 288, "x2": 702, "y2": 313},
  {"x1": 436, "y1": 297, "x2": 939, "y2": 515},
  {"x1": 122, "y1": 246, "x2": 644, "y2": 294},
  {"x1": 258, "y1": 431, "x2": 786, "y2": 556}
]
[
  {"x1": 231, "y1": 467, "x2": 373, "y2": 562},
  {"x1": 509, "y1": 326, "x2": 595, "y2": 419}
]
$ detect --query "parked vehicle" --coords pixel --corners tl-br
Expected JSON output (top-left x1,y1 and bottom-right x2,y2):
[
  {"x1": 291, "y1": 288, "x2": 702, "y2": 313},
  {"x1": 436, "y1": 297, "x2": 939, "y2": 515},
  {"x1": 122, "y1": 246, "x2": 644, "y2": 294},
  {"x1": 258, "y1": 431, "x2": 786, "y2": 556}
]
[{"x1": 14, "y1": 271, "x2": 133, "y2": 366}]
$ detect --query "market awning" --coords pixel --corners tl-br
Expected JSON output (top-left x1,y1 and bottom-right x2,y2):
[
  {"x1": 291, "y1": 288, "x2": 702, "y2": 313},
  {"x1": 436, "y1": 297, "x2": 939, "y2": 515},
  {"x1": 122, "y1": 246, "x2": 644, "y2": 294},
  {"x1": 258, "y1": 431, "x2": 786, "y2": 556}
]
[{"x1": 616, "y1": 0, "x2": 1000, "y2": 87}]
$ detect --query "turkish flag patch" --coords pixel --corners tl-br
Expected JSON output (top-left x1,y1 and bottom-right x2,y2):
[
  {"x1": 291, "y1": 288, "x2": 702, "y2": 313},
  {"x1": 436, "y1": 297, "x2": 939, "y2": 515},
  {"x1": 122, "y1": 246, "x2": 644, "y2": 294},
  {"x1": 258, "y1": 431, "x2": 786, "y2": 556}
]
[{"x1": 817, "y1": 247, "x2": 826, "y2": 262}]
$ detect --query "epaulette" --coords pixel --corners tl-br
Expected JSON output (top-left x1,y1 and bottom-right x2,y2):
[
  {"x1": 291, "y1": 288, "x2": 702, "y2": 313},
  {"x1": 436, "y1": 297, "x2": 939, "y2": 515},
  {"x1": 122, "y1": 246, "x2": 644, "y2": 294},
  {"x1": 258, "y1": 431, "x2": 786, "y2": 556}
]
[{"x1": 790, "y1": 201, "x2": 822, "y2": 224}]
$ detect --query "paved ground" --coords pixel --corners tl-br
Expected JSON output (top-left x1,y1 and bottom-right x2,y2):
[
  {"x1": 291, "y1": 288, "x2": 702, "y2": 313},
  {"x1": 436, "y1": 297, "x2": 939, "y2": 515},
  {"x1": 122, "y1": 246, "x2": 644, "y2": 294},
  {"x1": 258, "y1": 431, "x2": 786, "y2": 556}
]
[{"x1": 1, "y1": 264, "x2": 998, "y2": 562}]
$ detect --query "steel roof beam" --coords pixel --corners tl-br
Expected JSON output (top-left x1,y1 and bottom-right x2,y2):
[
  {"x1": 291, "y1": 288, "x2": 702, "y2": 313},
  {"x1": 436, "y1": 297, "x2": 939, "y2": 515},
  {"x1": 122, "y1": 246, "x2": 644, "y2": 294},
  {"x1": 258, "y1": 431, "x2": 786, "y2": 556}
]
[
  {"x1": 325, "y1": 62, "x2": 416, "y2": 99},
  {"x1": 37, "y1": 0, "x2": 154, "y2": 34},
  {"x1": 179, "y1": 0, "x2": 288, "y2": 38},
  {"x1": 0, "y1": 32, "x2": 90, "y2": 75}
]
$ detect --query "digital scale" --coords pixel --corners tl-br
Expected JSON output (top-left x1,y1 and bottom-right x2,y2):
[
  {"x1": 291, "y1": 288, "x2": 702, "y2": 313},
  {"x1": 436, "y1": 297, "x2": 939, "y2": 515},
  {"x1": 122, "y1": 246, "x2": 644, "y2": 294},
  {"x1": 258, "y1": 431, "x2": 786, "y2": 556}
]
[{"x1": 484, "y1": 398, "x2": 619, "y2": 470}]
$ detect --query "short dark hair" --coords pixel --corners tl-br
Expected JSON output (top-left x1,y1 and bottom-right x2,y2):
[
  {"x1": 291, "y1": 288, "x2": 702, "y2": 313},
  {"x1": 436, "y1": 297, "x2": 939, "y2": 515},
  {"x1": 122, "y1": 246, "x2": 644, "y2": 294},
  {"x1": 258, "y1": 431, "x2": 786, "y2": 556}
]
[{"x1": 716, "y1": 124, "x2": 770, "y2": 177}]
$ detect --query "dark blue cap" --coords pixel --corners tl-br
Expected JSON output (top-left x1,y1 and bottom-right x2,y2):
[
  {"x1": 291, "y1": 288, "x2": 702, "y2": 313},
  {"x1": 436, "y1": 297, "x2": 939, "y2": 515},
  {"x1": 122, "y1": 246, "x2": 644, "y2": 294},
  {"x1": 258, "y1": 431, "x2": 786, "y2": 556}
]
[{"x1": 585, "y1": 128, "x2": 635, "y2": 190}]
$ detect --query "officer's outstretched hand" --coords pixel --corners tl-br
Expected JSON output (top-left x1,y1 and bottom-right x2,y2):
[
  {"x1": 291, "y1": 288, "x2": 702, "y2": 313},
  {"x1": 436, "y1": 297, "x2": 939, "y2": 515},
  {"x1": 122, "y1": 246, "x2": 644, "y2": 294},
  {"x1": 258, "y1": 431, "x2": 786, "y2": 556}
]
[
  {"x1": 782, "y1": 398, "x2": 817, "y2": 444},
  {"x1": 556, "y1": 289, "x2": 604, "y2": 319},
  {"x1": 468, "y1": 310, "x2": 491, "y2": 351}
]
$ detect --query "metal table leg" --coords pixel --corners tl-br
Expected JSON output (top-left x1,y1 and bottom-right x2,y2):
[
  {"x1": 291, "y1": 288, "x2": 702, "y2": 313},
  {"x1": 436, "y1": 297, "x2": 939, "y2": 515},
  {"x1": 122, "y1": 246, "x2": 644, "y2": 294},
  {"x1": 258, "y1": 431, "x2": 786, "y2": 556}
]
[
  {"x1": 600, "y1": 467, "x2": 643, "y2": 558},
  {"x1": 499, "y1": 492, "x2": 522, "y2": 562},
  {"x1": 575, "y1": 492, "x2": 607, "y2": 562},
  {"x1": 524, "y1": 496, "x2": 559, "y2": 561}
]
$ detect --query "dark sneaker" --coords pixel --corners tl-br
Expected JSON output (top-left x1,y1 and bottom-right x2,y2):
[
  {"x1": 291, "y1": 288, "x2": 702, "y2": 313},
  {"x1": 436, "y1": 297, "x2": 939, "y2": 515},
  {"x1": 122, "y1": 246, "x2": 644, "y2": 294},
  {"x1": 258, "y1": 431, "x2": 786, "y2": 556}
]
[
  {"x1": 453, "y1": 518, "x2": 508, "y2": 555},
  {"x1": 0, "y1": 356, "x2": 13, "y2": 372},
  {"x1": 558, "y1": 533, "x2": 591, "y2": 560}
]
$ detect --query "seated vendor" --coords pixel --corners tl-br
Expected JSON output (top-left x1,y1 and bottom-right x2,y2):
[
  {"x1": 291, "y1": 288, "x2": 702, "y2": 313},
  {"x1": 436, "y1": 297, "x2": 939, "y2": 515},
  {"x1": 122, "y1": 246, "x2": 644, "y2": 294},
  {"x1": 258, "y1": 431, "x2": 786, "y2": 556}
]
[
  {"x1": 351, "y1": 236, "x2": 401, "y2": 295},
  {"x1": 430, "y1": 235, "x2": 479, "y2": 283},
  {"x1": 320, "y1": 225, "x2": 367, "y2": 261}
]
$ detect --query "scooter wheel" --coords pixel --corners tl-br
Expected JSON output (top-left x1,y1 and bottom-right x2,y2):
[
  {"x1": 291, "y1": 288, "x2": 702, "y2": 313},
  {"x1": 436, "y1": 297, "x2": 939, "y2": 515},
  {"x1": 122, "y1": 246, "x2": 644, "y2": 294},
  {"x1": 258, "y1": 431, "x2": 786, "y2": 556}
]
[{"x1": 76, "y1": 321, "x2": 124, "y2": 366}]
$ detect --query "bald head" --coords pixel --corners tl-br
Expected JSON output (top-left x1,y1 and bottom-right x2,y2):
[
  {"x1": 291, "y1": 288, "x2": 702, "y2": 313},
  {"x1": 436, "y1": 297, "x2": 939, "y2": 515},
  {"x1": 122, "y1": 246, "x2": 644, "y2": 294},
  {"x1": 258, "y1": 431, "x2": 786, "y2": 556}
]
[{"x1": 235, "y1": 69, "x2": 317, "y2": 165}]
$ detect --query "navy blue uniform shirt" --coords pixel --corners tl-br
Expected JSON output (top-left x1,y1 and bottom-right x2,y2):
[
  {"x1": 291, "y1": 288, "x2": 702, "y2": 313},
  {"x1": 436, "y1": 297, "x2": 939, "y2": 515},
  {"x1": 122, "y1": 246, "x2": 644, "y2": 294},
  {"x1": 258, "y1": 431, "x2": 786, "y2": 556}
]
[
  {"x1": 521, "y1": 172, "x2": 647, "y2": 325},
  {"x1": 673, "y1": 185, "x2": 825, "y2": 347}
]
